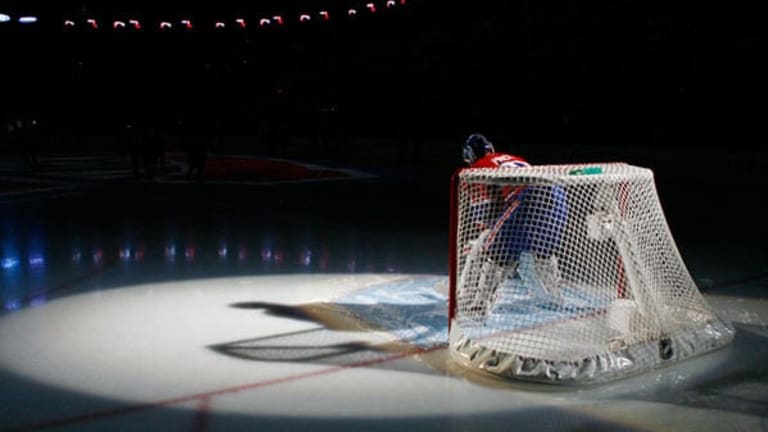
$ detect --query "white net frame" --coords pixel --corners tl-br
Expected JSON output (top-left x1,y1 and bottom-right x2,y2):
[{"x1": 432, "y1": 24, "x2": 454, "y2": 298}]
[{"x1": 448, "y1": 162, "x2": 734, "y2": 385}]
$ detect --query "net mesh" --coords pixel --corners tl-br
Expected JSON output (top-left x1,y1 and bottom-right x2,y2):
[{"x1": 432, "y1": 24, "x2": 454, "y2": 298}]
[{"x1": 449, "y1": 162, "x2": 734, "y2": 384}]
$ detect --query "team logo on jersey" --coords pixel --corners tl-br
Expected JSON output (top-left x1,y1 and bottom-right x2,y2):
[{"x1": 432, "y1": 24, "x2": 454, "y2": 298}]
[{"x1": 492, "y1": 155, "x2": 530, "y2": 168}]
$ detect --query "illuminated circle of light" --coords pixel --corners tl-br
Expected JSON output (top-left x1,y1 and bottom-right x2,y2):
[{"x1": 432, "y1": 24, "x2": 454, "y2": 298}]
[
  {"x1": 0, "y1": 273, "x2": 749, "y2": 428},
  {"x1": 0, "y1": 14, "x2": 11, "y2": 23},
  {"x1": 259, "y1": 18, "x2": 271, "y2": 27},
  {"x1": 159, "y1": 21, "x2": 172, "y2": 30},
  {"x1": 299, "y1": 14, "x2": 311, "y2": 23},
  {"x1": 0, "y1": 274, "x2": 466, "y2": 418}
]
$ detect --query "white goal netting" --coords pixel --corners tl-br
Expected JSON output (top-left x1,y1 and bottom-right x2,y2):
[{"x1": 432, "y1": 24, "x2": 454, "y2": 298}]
[{"x1": 448, "y1": 162, "x2": 734, "y2": 385}]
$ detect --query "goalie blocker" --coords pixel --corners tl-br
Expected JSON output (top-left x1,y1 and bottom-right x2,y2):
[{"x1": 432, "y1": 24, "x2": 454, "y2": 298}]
[{"x1": 448, "y1": 162, "x2": 734, "y2": 385}]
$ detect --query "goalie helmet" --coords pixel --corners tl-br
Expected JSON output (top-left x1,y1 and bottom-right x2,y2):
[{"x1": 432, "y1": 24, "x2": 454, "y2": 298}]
[{"x1": 463, "y1": 133, "x2": 495, "y2": 165}]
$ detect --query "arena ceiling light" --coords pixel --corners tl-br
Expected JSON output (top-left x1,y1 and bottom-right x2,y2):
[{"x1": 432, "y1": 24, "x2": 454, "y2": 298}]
[
  {"x1": 0, "y1": 14, "x2": 11, "y2": 23},
  {"x1": 17, "y1": 0, "x2": 410, "y2": 35}
]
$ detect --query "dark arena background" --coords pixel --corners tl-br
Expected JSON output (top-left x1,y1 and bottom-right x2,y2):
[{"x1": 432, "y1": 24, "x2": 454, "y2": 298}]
[
  {"x1": 0, "y1": 1, "x2": 766, "y2": 432},
  {"x1": 2, "y1": 0, "x2": 764, "y2": 154}
]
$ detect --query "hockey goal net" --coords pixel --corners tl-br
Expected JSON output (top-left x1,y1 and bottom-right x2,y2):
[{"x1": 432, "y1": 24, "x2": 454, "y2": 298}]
[{"x1": 448, "y1": 162, "x2": 734, "y2": 385}]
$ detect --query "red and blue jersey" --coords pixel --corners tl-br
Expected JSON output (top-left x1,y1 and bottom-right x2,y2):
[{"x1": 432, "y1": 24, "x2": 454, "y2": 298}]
[
  {"x1": 466, "y1": 153, "x2": 568, "y2": 263},
  {"x1": 465, "y1": 153, "x2": 530, "y2": 219}
]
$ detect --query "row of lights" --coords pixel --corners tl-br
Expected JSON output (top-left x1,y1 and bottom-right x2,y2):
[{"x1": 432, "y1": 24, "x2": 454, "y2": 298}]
[
  {"x1": 0, "y1": 0, "x2": 407, "y2": 31},
  {"x1": 3, "y1": 242, "x2": 387, "y2": 273},
  {"x1": 2, "y1": 240, "x2": 394, "y2": 312}
]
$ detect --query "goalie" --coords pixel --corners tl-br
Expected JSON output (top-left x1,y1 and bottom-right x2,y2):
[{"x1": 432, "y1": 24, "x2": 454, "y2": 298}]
[{"x1": 458, "y1": 133, "x2": 569, "y2": 318}]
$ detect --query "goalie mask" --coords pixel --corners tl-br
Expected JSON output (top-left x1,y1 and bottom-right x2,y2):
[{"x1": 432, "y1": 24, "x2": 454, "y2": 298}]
[{"x1": 463, "y1": 133, "x2": 495, "y2": 165}]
